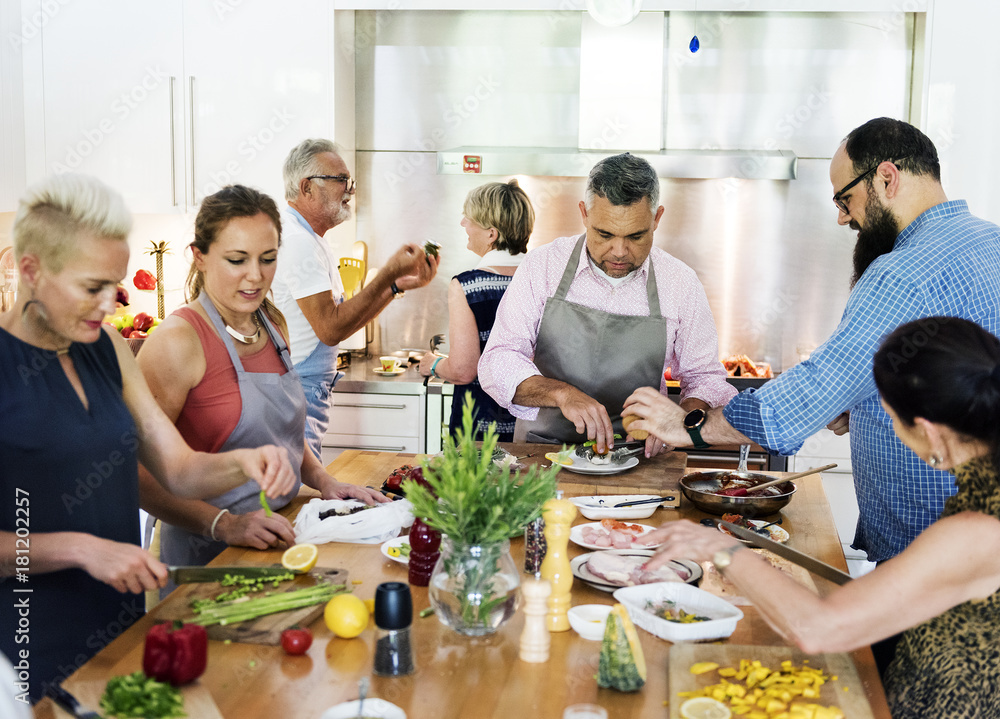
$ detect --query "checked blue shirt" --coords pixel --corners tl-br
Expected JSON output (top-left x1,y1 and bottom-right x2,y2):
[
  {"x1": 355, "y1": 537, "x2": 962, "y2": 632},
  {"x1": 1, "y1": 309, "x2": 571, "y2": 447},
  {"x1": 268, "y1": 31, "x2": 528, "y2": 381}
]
[{"x1": 724, "y1": 200, "x2": 1000, "y2": 562}]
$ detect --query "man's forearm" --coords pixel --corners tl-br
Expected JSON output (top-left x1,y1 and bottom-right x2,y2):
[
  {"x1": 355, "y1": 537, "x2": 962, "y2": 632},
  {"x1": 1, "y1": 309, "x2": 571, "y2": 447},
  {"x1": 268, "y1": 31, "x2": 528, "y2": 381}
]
[{"x1": 511, "y1": 375, "x2": 574, "y2": 409}]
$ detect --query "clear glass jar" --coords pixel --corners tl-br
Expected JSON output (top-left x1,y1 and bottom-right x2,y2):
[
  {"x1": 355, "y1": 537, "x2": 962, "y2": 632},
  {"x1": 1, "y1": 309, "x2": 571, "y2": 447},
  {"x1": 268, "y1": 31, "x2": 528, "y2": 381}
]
[{"x1": 428, "y1": 537, "x2": 521, "y2": 636}]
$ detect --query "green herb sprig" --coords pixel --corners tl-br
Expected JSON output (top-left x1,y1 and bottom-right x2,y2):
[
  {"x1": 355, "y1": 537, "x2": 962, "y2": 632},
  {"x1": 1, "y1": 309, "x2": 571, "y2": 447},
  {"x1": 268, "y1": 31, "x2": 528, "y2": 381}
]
[{"x1": 403, "y1": 395, "x2": 559, "y2": 546}]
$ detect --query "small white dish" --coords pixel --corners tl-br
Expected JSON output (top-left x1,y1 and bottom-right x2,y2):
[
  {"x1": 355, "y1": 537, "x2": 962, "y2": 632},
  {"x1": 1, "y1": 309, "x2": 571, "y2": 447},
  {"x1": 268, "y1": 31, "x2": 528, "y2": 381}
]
[
  {"x1": 321, "y1": 698, "x2": 406, "y2": 719},
  {"x1": 372, "y1": 367, "x2": 407, "y2": 376},
  {"x1": 612, "y1": 582, "x2": 743, "y2": 642},
  {"x1": 380, "y1": 536, "x2": 410, "y2": 565},
  {"x1": 558, "y1": 454, "x2": 639, "y2": 475},
  {"x1": 567, "y1": 604, "x2": 612, "y2": 641},
  {"x1": 569, "y1": 522, "x2": 660, "y2": 551},
  {"x1": 570, "y1": 495, "x2": 663, "y2": 521}
]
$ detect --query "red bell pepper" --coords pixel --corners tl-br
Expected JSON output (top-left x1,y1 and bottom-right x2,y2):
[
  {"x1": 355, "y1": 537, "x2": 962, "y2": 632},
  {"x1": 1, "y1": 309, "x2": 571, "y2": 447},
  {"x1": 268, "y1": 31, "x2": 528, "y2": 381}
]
[{"x1": 143, "y1": 621, "x2": 208, "y2": 686}]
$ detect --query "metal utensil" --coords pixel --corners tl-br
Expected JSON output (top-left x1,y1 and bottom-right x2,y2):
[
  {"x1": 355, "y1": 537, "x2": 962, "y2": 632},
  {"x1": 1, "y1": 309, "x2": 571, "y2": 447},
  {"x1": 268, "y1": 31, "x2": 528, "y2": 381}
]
[
  {"x1": 718, "y1": 464, "x2": 838, "y2": 497},
  {"x1": 356, "y1": 676, "x2": 370, "y2": 718},
  {"x1": 613, "y1": 496, "x2": 669, "y2": 508},
  {"x1": 716, "y1": 520, "x2": 852, "y2": 585},
  {"x1": 737, "y1": 444, "x2": 750, "y2": 473},
  {"x1": 47, "y1": 684, "x2": 102, "y2": 719},
  {"x1": 167, "y1": 565, "x2": 294, "y2": 584}
]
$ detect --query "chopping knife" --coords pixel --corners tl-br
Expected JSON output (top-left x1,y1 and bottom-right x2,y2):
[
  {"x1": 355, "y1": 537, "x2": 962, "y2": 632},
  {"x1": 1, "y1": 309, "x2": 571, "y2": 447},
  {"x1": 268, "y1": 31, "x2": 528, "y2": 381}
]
[
  {"x1": 716, "y1": 520, "x2": 852, "y2": 585},
  {"x1": 47, "y1": 684, "x2": 102, "y2": 718},
  {"x1": 168, "y1": 565, "x2": 294, "y2": 584}
]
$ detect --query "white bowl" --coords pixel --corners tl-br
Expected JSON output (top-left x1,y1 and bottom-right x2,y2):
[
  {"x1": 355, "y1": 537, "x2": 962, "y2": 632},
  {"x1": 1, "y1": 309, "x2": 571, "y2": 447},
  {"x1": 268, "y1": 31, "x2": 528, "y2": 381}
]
[
  {"x1": 567, "y1": 604, "x2": 613, "y2": 640},
  {"x1": 570, "y1": 495, "x2": 663, "y2": 520},
  {"x1": 612, "y1": 582, "x2": 743, "y2": 642},
  {"x1": 320, "y1": 698, "x2": 406, "y2": 719}
]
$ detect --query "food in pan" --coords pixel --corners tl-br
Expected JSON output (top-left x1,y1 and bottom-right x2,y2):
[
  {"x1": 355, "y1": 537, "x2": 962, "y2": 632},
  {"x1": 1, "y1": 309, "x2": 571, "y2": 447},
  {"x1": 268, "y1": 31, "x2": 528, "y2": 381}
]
[{"x1": 711, "y1": 474, "x2": 784, "y2": 497}]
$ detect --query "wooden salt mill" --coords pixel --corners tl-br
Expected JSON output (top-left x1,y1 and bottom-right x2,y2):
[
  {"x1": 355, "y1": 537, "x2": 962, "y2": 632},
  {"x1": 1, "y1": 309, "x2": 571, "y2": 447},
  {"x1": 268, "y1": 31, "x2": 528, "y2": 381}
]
[
  {"x1": 518, "y1": 575, "x2": 552, "y2": 663},
  {"x1": 539, "y1": 492, "x2": 576, "y2": 632}
]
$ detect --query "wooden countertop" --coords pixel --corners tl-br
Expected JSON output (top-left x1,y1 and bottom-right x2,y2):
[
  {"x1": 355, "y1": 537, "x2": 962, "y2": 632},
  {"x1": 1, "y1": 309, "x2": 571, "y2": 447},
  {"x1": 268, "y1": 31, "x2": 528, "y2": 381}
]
[{"x1": 36, "y1": 449, "x2": 890, "y2": 719}]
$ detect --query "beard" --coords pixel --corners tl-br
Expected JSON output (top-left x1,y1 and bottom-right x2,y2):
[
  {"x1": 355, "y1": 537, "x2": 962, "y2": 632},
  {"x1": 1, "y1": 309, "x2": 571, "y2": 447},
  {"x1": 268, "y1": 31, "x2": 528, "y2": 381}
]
[{"x1": 850, "y1": 187, "x2": 900, "y2": 288}]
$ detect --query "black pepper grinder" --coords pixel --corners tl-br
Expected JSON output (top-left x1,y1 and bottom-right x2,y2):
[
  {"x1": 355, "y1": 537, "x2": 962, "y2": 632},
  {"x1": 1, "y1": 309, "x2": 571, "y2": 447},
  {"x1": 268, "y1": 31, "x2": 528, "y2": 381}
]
[{"x1": 373, "y1": 582, "x2": 415, "y2": 677}]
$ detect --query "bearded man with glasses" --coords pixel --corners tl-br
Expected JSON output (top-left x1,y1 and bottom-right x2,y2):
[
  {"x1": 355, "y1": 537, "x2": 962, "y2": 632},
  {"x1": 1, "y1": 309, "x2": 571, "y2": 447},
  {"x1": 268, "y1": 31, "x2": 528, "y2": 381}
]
[
  {"x1": 271, "y1": 139, "x2": 439, "y2": 460},
  {"x1": 624, "y1": 117, "x2": 1000, "y2": 674}
]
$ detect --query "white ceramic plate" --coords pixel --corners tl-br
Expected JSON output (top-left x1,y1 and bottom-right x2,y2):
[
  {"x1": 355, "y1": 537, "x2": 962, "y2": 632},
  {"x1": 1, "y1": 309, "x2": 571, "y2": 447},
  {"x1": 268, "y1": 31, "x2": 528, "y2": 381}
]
[
  {"x1": 570, "y1": 549, "x2": 702, "y2": 593},
  {"x1": 321, "y1": 698, "x2": 406, "y2": 719},
  {"x1": 569, "y1": 522, "x2": 661, "y2": 551},
  {"x1": 570, "y1": 495, "x2": 663, "y2": 520},
  {"x1": 558, "y1": 454, "x2": 639, "y2": 475},
  {"x1": 380, "y1": 536, "x2": 411, "y2": 564},
  {"x1": 719, "y1": 519, "x2": 790, "y2": 544},
  {"x1": 372, "y1": 367, "x2": 407, "y2": 376}
]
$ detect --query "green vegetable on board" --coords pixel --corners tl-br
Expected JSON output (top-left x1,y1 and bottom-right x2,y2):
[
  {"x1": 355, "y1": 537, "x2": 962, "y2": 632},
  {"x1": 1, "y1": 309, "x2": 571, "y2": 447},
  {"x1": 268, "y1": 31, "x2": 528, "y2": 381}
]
[
  {"x1": 259, "y1": 490, "x2": 272, "y2": 517},
  {"x1": 99, "y1": 671, "x2": 186, "y2": 718}
]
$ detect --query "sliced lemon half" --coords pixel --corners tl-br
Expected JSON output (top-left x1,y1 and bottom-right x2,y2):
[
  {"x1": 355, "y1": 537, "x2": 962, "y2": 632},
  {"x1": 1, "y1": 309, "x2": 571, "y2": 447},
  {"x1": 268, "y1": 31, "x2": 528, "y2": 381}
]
[
  {"x1": 281, "y1": 543, "x2": 318, "y2": 573},
  {"x1": 544, "y1": 451, "x2": 574, "y2": 467},
  {"x1": 680, "y1": 697, "x2": 732, "y2": 719}
]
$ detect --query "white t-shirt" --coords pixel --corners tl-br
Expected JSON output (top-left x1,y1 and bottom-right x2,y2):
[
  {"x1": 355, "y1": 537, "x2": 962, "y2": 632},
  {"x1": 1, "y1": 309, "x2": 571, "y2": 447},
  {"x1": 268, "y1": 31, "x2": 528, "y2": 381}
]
[{"x1": 272, "y1": 205, "x2": 345, "y2": 367}]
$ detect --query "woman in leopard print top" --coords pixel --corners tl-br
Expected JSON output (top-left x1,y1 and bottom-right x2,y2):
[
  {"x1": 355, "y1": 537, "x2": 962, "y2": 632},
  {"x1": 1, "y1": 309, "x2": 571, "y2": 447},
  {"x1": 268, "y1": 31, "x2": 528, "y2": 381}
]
[{"x1": 640, "y1": 316, "x2": 1000, "y2": 718}]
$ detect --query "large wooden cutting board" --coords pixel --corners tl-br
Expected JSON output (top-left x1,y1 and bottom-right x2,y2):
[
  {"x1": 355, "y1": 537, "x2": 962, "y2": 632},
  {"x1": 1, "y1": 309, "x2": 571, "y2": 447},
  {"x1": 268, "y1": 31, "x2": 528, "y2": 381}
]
[
  {"x1": 504, "y1": 442, "x2": 687, "y2": 509},
  {"x1": 154, "y1": 566, "x2": 348, "y2": 645},
  {"x1": 668, "y1": 644, "x2": 876, "y2": 719},
  {"x1": 52, "y1": 680, "x2": 222, "y2": 719}
]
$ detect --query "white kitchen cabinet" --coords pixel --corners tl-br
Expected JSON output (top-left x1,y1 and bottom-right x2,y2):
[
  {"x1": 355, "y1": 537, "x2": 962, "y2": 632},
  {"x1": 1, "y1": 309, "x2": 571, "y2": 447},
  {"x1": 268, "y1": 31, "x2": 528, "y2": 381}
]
[
  {"x1": 321, "y1": 392, "x2": 425, "y2": 465},
  {"x1": 36, "y1": 0, "x2": 333, "y2": 213}
]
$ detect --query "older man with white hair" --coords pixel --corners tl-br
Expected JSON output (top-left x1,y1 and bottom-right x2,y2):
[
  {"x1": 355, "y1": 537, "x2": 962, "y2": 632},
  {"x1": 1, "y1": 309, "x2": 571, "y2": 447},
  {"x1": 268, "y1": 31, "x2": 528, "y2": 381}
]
[{"x1": 271, "y1": 139, "x2": 439, "y2": 458}]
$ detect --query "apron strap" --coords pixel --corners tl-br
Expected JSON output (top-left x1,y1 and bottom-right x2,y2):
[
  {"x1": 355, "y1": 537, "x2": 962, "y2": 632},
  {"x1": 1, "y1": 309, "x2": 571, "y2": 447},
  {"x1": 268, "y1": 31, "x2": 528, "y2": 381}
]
[
  {"x1": 257, "y1": 309, "x2": 295, "y2": 373},
  {"x1": 645, "y1": 259, "x2": 661, "y2": 318},
  {"x1": 553, "y1": 234, "x2": 587, "y2": 300}
]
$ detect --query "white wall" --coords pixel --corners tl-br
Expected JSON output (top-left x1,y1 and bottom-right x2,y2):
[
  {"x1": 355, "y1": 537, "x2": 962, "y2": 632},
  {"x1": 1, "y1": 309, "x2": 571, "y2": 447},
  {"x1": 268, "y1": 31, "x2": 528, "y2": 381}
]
[{"x1": 922, "y1": 0, "x2": 1000, "y2": 224}]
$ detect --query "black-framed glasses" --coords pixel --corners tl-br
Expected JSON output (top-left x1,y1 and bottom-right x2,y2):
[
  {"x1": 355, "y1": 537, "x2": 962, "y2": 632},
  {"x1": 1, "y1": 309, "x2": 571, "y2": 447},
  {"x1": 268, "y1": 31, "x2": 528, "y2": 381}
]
[
  {"x1": 832, "y1": 156, "x2": 909, "y2": 214},
  {"x1": 306, "y1": 174, "x2": 355, "y2": 193}
]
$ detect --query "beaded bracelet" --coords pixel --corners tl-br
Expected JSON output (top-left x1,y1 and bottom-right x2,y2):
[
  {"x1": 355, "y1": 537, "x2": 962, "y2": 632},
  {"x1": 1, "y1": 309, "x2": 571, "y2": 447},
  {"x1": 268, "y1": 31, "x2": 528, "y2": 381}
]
[{"x1": 209, "y1": 508, "x2": 230, "y2": 541}]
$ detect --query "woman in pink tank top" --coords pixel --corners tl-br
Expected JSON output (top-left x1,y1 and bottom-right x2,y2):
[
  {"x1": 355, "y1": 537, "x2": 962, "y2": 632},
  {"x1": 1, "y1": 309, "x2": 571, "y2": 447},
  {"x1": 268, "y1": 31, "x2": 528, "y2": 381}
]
[{"x1": 137, "y1": 186, "x2": 386, "y2": 575}]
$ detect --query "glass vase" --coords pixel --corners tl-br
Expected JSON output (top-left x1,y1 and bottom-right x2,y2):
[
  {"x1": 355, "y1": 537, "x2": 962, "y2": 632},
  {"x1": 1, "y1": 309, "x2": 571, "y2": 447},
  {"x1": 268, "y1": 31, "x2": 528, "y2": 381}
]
[{"x1": 428, "y1": 537, "x2": 521, "y2": 636}]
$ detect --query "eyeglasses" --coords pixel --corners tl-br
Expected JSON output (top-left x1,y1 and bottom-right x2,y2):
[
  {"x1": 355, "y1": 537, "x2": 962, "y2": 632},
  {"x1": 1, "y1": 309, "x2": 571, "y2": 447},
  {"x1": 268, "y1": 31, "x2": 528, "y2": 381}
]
[
  {"x1": 306, "y1": 174, "x2": 355, "y2": 193},
  {"x1": 832, "y1": 156, "x2": 909, "y2": 215}
]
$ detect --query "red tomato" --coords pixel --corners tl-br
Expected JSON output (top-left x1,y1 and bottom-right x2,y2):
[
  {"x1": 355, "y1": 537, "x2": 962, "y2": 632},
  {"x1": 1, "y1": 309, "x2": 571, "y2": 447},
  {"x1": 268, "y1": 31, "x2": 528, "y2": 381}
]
[{"x1": 280, "y1": 627, "x2": 313, "y2": 655}]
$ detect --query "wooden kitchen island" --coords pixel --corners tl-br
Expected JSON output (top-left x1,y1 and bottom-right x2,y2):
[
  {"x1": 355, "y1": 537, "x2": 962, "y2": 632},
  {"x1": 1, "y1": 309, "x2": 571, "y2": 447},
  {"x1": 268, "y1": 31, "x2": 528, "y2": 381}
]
[{"x1": 37, "y1": 449, "x2": 891, "y2": 719}]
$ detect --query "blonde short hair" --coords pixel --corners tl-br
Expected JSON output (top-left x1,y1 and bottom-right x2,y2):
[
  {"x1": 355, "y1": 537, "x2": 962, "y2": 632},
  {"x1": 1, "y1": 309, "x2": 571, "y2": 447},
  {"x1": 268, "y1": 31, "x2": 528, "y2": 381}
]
[
  {"x1": 463, "y1": 179, "x2": 534, "y2": 255},
  {"x1": 12, "y1": 174, "x2": 132, "y2": 272}
]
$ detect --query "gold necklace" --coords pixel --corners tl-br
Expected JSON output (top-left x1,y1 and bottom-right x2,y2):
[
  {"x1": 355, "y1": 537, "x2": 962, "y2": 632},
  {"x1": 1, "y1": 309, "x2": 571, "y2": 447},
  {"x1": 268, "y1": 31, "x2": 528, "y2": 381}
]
[{"x1": 224, "y1": 313, "x2": 261, "y2": 345}]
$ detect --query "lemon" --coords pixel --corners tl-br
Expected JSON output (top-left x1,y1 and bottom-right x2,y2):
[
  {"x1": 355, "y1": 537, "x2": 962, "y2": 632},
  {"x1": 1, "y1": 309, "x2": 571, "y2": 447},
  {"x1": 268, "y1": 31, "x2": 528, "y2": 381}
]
[
  {"x1": 281, "y1": 543, "x2": 318, "y2": 573},
  {"x1": 680, "y1": 697, "x2": 732, "y2": 719},
  {"x1": 544, "y1": 451, "x2": 574, "y2": 467},
  {"x1": 363, "y1": 598, "x2": 376, "y2": 614},
  {"x1": 324, "y1": 594, "x2": 370, "y2": 638}
]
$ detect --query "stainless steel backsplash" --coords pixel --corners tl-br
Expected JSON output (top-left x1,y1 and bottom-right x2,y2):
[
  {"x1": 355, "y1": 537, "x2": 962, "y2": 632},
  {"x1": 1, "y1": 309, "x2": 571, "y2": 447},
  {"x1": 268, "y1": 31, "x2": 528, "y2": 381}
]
[{"x1": 351, "y1": 9, "x2": 914, "y2": 371}]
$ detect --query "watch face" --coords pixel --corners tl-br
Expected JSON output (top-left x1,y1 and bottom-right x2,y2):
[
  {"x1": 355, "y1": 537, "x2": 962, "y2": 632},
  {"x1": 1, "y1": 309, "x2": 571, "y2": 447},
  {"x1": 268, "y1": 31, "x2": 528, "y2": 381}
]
[{"x1": 683, "y1": 408, "x2": 707, "y2": 429}]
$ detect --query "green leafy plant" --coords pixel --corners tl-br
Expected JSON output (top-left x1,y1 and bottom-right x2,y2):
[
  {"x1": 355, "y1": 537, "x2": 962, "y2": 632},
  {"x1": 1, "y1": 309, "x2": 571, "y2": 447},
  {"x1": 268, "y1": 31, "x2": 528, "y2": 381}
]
[{"x1": 404, "y1": 394, "x2": 559, "y2": 546}]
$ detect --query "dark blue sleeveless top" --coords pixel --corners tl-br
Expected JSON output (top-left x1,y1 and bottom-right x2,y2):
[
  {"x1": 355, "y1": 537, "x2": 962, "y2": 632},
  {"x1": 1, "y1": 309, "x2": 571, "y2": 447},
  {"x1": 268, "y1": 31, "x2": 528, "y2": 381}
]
[
  {"x1": 449, "y1": 269, "x2": 516, "y2": 442},
  {"x1": 0, "y1": 327, "x2": 142, "y2": 702}
]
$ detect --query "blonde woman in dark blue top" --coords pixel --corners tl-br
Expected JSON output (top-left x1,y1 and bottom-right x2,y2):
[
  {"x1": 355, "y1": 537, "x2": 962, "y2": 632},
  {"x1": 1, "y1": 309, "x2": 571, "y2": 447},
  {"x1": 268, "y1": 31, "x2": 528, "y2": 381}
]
[
  {"x1": 419, "y1": 180, "x2": 534, "y2": 441},
  {"x1": 0, "y1": 174, "x2": 295, "y2": 702}
]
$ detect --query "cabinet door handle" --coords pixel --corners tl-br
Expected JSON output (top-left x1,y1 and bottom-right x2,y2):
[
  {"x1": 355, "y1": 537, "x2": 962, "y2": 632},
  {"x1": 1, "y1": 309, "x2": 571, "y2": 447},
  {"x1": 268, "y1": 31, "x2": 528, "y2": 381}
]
[
  {"x1": 188, "y1": 76, "x2": 196, "y2": 206},
  {"x1": 323, "y1": 443, "x2": 407, "y2": 452},
  {"x1": 336, "y1": 403, "x2": 408, "y2": 411},
  {"x1": 168, "y1": 76, "x2": 177, "y2": 207}
]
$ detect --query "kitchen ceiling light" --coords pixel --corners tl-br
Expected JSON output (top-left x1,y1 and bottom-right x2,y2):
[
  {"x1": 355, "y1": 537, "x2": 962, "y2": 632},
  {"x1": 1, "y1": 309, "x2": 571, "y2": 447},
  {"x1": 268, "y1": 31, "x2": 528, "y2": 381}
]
[{"x1": 586, "y1": 0, "x2": 643, "y2": 27}]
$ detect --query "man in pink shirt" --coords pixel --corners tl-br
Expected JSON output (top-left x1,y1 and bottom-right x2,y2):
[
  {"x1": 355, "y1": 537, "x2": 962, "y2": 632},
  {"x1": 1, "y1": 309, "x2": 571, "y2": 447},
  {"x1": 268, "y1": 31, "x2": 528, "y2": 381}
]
[{"x1": 478, "y1": 153, "x2": 735, "y2": 457}]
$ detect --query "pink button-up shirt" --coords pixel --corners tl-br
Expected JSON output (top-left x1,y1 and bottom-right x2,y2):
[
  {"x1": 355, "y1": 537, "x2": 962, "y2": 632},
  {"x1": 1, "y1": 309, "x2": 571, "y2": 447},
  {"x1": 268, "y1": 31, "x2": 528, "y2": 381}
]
[{"x1": 478, "y1": 235, "x2": 736, "y2": 420}]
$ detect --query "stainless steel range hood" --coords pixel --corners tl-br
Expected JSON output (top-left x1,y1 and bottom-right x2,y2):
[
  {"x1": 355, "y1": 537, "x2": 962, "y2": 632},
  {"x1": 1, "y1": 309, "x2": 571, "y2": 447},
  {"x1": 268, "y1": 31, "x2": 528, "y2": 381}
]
[
  {"x1": 434, "y1": 11, "x2": 797, "y2": 181},
  {"x1": 437, "y1": 146, "x2": 797, "y2": 179}
]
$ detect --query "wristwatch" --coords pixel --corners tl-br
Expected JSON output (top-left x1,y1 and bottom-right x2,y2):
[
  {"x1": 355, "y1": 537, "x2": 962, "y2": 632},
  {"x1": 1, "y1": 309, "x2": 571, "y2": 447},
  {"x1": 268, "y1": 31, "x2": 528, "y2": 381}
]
[
  {"x1": 683, "y1": 408, "x2": 711, "y2": 449},
  {"x1": 390, "y1": 281, "x2": 405, "y2": 300},
  {"x1": 712, "y1": 544, "x2": 743, "y2": 571}
]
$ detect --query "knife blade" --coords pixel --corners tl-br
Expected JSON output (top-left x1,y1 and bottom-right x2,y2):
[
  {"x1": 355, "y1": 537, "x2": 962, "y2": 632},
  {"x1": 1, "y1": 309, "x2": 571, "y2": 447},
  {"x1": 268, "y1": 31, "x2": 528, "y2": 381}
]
[
  {"x1": 716, "y1": 520, "x2": 852, "y2": 585},
  {"x1": 47, "y1": 684, "x2": 102, "y2": 718},
  {"x1": 168, "y1": 565, "x2": 294, "y2": 584}
]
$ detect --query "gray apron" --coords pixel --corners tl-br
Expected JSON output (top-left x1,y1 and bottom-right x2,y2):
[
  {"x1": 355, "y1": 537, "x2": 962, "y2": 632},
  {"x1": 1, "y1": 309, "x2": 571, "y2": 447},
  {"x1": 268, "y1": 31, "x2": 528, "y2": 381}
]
[
  {"x1": 516, "y1": 234, "x2": 667, "y2": 444},
  {"x1": 159, "y1": 294, "x2": 306, "y2": 578}
]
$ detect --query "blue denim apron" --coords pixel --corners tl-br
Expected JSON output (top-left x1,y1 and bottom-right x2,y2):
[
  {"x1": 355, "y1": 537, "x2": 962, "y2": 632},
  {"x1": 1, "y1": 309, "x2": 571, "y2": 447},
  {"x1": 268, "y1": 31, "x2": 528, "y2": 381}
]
[{"x1": 158, "y1": 294, "x2": 306, "y2": 586}]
